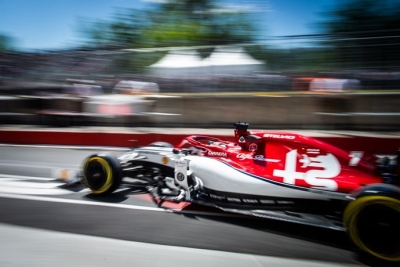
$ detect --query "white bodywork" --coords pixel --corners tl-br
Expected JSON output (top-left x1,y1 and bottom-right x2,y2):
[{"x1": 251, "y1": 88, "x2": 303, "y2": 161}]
[
  {"x1": 120, "y1": 147, "x2": 346, "y2": 201},
  {"x1": 186, "y1": 156, "x2": 338, "y2": 200}
]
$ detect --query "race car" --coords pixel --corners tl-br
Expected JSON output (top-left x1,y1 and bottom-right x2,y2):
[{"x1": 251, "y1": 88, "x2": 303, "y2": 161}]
[{"x1": 80, "y1": 122, "x2": 400, "y2": 262}]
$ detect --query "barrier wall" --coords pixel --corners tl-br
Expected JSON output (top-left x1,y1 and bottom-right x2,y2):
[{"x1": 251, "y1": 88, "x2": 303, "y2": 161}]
[
  {"x1": 1, "y1": 92, "x2": 400, "y2": 130},
  {"x1": 1, "y1": 128, "x2": 400, "y2": 154},
  {"x1": 150, "y1": 93, "x2": 400, "y2": 130}
]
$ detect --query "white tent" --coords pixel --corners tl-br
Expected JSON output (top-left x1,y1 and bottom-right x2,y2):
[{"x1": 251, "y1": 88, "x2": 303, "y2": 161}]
[
  {"x1": 148, "y1": 50, "x2": 207, "y2": 77},
  {"x1": 147, "y1": 47, "x2": 265, "y2": 77},
  {"x1": 204, "y1": 46, "x2": 265, "y2": 75}
]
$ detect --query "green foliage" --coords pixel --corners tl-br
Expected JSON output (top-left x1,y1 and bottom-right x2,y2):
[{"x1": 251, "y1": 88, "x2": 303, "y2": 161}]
[
  {"x1": 77, "y1": 0, "x2": 398, "y2": 72},
  {"x1": 247, "y1": 45, "x2": 336, "y2": 72},
  {"x1": 319, "y1": 0, "x2": 400, "y2": 68},
  {"x1": 81, "y1": 0, "x2": 258, "y2": 71},
  {"x1": 0, "y1": 34, "x2": 15, "y2": 52},
  {"x1": 248, "y1": 0, "x2": 400, "y2": 71},
  {"x1": 83, "y1": 0, "x2": 257, "y2": 49}
]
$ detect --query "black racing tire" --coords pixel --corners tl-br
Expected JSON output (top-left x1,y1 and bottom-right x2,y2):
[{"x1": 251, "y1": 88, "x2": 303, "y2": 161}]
[
  {"x1": 343, "y1": 196, "x2": 400, "y2": 262},
  {"x1": 81, "y1": 153, "x2": 122, "y2": 195},
  {"x1": 149, "y1": 142, "x2": 173, "y2": 148}
]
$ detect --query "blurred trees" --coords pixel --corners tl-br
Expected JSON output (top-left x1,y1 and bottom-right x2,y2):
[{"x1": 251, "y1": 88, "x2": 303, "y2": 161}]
[
  {"x1": 81, "y1": 0, "x2": 258, "y2": 72},
  {"x1": 0, "y1": 34, "x2": 15, "y2": 52},
  {"x1": 321, "y1": 0, "x2": 400, "y2": 69},
  {"x1": 79, "y1": 0, "x2": 400, "y2": 72},
  {"x1": 253, "y1": 0, "x2": 400, "y2": 71},
  {"x1": 84, "y1": 0, "x2": 257, "y2": 49}
]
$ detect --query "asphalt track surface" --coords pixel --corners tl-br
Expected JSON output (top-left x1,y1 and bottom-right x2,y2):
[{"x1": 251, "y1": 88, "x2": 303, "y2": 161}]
[{"x1": 0, "y1": 145, "x2": 397, "y2": 267}]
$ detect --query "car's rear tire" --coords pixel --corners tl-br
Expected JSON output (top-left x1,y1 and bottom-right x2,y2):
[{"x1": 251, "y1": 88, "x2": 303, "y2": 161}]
[
  {"x1": 343, "y1": 196, "x2": 400, "y2": 262},
  {"x1": 81, "y1": 153, "x2": 122, "y2": 195}
]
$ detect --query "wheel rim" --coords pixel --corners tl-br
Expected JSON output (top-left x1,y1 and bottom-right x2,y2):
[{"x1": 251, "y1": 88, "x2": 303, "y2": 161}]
[
  {"x1": 356, "y1": 204, "x2": 400, "y2": 258},
  {"x1": 83, "y1": 157, "x2": 113, "y2": 194}
]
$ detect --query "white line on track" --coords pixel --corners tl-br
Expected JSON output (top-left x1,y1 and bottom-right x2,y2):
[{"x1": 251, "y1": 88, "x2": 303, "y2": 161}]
[
  {"x1": 0, "y1": 180, "x2": 64, "y2": 189},
  {"x1": 0, "y1": 160, "x2": 77, "y2": 169},
  {"x1": 0, "y1": 174, "x2": 55, "y2": 180},
  {"x1": 0, "y1": 173, "x2": 87, "y2": 195},
  {"x1": 0, "y1": 180, "x2": 76, "y2": 195},
  {"x1": 0, "y1": 187, "x2": 73, "y2": 195}
]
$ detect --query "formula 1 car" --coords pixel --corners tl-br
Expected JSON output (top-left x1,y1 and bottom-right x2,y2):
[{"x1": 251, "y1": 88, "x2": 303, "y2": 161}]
[{"x1": 81, "y1": 122, "x2": 400, "y2": 262}]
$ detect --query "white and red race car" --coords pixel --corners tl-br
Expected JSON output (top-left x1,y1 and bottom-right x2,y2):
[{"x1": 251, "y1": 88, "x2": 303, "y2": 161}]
[{"x1": 80, "y1": 122, "x2": 400, "y2": 262}]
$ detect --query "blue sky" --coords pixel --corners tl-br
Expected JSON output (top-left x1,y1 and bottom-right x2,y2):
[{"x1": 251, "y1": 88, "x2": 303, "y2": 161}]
[{"x1": 0, "y1": 0, "x2": 336, "y2": 51}]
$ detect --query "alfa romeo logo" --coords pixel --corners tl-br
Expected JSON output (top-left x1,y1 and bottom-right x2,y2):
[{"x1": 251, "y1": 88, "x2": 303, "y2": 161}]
[{"x1": 176, "y1": 172, "x2": 185, "y2": 181}]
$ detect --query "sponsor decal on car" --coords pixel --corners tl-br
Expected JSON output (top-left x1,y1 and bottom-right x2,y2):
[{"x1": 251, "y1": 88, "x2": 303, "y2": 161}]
[
  {"x1": 243, "y1": 199, "x2": 258, "y2": 203},
  {"x1": 208, "y1": 151, "x2": 227, "y2": 157},
  {"x1": 306, "y1": 148, "x2": 320, "y2": 154},
  {"x1": 237, "y1": 154, "x2": 253, "y2": 160},
  {"x1": 176, "y1": 172, "x2": 185, "y2": 181},
  {"x1": 260, "y1": 199, "x2": 275, "y2": 204},
  {"x1": 175, "y1": 160, "x2": 188, "y2": 185},
  {"x1": 236, "y1": 154, "x2": 280, "y2": 162},
  {"x1": 249, "y1": 143, "x2": 258, "y2": 152},
  {"x1": 263, "y1": 134, "x2": 295, "y2": 140},
  {"x1": 349, "y1": 151, "x2": 363, "y2": 166},
  {"x1": 162, "y1": 156, "x2": 169, "y2": 164},
  {"x1": 273, "y1": 150, "x2": 340, "y2": 191},
  {"x1": 207, "y1": 192, "x2": 298, "y2": 206},
  {"x1": 239, "y1": 136, "x2": 246, "y2": 143},
  {"x1": 276, "y1": 200, "x2": 294, "y2": 205},
  {"x1": 210, "y1": 194, "x2": 225, "y2": 200},
  {"x1": 227, "y1": 197, "x2": 241, "y2": 203},
  {"x1": 254, "y1": 155, "x2": 280, "y2": 162}
]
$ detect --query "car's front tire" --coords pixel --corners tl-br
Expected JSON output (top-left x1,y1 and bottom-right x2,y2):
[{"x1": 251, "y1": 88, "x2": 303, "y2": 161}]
[
  {"x1": 81, "y1": 153, "x2": 122, "y2": 195},
  {"x1": 344, "y1": 196, "x2": 400, "y2": 262}
]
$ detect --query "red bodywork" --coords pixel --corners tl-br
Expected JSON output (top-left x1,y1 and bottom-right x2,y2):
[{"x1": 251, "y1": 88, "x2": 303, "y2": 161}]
[{"x1": 176, "y1": 128, "x2": 383, "y2": 194}]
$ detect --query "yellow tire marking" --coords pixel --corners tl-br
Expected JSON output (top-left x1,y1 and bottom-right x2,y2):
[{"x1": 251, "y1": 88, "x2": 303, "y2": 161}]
[
  {"x1": 343, "y1": 196, "x2": 400, "y2": 262},
  {"x1": 83, "y1": 157, "x2": 113, "y2": 194}
]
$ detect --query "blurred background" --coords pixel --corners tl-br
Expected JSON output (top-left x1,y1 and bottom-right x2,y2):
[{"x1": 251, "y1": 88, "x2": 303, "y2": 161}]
[{"x1": 1, "y1": 0, "x2": 400, "y2": 130}]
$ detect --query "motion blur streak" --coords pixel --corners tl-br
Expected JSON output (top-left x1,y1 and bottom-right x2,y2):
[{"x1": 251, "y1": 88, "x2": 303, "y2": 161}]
[
  {"x1": 1, "y1": 1, "x2": 399, "y2": 266},
  {"x1": 0, "y1": 192, "x2": 168, "y2": 211},
  {"x1": 0, "y1": 223, "x2": 360, "y2": 267}
]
